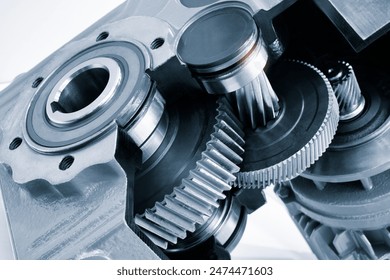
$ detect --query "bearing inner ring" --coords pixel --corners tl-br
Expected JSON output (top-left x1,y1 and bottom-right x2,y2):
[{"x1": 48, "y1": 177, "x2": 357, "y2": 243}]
[{"x1": 46, "y1": 57, "x2": 121, "y2": 126}]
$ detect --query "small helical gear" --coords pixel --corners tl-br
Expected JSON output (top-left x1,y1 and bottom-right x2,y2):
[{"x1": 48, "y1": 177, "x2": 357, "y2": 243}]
[
  {"x1": 176, "y1": 6, "x2": 280, "y2": 130},
  {"x1": 234, "y1": 71, "x2": 280, "y2": 129},
  {"x1": 237, "y1": 60, "x2": 339, "y2": 188},
  {"x1": 135, "y1": 98, "x2": 245, "y2": 249},
  {"x1": 326, "y1": 61, "x2": 365, "y2": 120}
]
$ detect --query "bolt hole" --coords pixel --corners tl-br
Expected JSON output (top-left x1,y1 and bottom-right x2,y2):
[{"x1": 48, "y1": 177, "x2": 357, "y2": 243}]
[
  {"x1": 59, "y1": 156, "x2": 74, "y2": 171},
  {"x1": 150, "y1": 38, "x2": 165, "y2": 50},
  {"x1": 9, "y1": 137, "x2": 22, "y2": 150},
  {"x1": 96, "y1": 32, "x2": 109, "y2": 42},
  {"x1": 32, "y1": 77, "x2": 44, "y2": 88}
]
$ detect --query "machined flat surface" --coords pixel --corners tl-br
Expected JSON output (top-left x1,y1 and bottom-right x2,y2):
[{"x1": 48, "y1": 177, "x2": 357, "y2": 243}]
[{"x1": 315, "y1": 0, "x2": 390, "y2": 51}]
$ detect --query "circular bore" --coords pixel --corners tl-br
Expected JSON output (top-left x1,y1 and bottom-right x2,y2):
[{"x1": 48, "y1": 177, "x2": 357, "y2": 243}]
[
  {"x1": 237, "y1": 61, "x2": 339, "y2": 188},
  {"x1": 177, "y1": 7, "x2": 258, "y2": 72},
  {"x1": 46, "y1": 57, "x2": 121, "y2": 125},
  {"x1": 25, "y1": 42, "x2": 151, "y2": 151}
]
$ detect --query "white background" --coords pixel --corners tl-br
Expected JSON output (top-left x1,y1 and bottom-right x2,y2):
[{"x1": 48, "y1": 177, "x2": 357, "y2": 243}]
[{"x1": 0, "y1": 0, "x2": 314, "y2": 260}]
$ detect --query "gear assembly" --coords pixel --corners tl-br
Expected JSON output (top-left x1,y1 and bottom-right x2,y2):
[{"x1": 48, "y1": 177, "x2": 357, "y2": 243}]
[{"x1": 0, "y1": 0, "x2": 389, "y2": 260}]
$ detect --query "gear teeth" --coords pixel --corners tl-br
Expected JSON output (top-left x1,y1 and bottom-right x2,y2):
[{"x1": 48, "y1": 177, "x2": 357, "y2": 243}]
[
  {"x1": 164, "y1": 196, "x2": 204, "y2": 224},
  {"x1": 235, "y1": 71, "x2": 280, "y2": 129},
  {"x1": 144, "y1": 209, "x2": 187, "y2": 239},
  {"x1": 135, "y1": 98, "x2": 245, "y2": 248},
  {"x1": 181, "y1": 178, "x2": 221, "y2": 207},
  {"x1": 134, "y1": 215, "x2": 178, "y2": 244},
  {"x1": 141, "y1": 230, "x2": 169, "y2": 250},
  {"x1": 327, "y1": 61, "x2": 365, "y2": 120},
  {"x1": 174, "y1": 188, "x2": 213, "y2": 216},
  {"x1": 155, "y1": 202, "x2": 196, "y2": 232},
  {"x1": 237, "y1": 60, "x2": 339, "y2": 188}
]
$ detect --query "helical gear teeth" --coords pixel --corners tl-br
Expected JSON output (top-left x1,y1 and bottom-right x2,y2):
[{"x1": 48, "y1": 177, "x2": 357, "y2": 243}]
[
  {"x1": 134, "y1": 215, "x2": 178, "y2": 244},
  {"x1": 173, "y1": 188, "x2": 213, "y2": 216},
  {"x1": 190, "y1": 169, "x2": 230, "y2": 194},
  {"x1": 197, "y1": 158, "x2": 236, "y2": 182},
  {"x1": 237, "y1": 61, "x2": 339, "y2": 189},
  {"x1": 235, "y1": 71, "x2": 280, "y2": 129},
  {"x1": 202, "y1": 150, "x2": 238, "y2": 174},
  {"x1": 207, "y1": 140, "x2": 242, "y2": 166},
  {"x1": 135, "y1": 98, "x2": 245, "y2": 248},
  {"x1": 144, "y1": 209, "x2": 187, "y2": 239},
  {"x1": 154, "y1": 202, "x2": 196, "y2": 232},
  {"x1": 181, "y1": 178, "x2": 221, "y2": 207},
  {"x1": 164, "y1": 196, "x2": 204, "y2": 224},
  {"x1": 141, "y1": 230, "x2": 169, "y2": 250},
  {"x1": 328, "y1": 61, "x2": 364, "y2": 120}
]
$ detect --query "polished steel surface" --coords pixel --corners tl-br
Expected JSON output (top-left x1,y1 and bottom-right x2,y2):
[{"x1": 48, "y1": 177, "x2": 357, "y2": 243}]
[
  {"x1": 0, "y1": 0, "x2": 389, "y2": 261},
  {"x1": 46, "y1": 57, "x2": 122, "y2": 125},
  {"x1": 177, "y1": 5, "x2": 280, "y2": 128},
  {"x1": 177, "y1": 7, "x2": 258, "y2": 71},
  {"x1": 326, "y1": 61, "x2": 365, "y2": 121},
  {"x1": 135, "y1": 98, "x2": 245, "y2": 249},
  {"x1": 237, "y1": 61, "x2": 339, "y2": 188},
  {"x1": 303, "y1": 66, "x2": 390, "y2": 183},
  {"x1": 314, "y1": 0, "x2": 390, "y2": 51},
  {"x1": 327, "y1": 0, "x2": 389, "y2": 40}
]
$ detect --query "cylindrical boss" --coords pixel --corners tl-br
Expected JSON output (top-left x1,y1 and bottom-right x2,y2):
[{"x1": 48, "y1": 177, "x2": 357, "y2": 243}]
[{"x1": 177, "y1": 7, "x2": 268, "y2": 94}]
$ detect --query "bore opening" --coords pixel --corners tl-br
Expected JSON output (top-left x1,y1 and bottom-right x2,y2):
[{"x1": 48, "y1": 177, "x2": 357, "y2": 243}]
[
  {"x1": 51, "y1": 66, "x2": 109, "y2": 114},
  {"x1": 150, "y1": 38, "x2": 165, "y2": 50},
  {"x1": 59, "y1": 155, "x2": 74, "y2": 170},
  {"x1": 9, "y1": 137, "x2": 22, "y2": 150}
]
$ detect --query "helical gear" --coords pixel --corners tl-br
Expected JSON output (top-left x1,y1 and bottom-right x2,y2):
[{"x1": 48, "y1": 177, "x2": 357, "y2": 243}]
[
  {"x1": 176, "y1": 7, "x2": 280, "y2": 130},
  {"x1": 236, "y1": 60, "x2": 339, "y2": 188},
  {"x1": 326, "y1": 61, "x2": 365, "y2": 120},
  {"x1": 135, "y1": 98, "x2": 245, "y2": 249},
  {"x1": 233, "y1": 71, "x2": 280, "y2": 129}
]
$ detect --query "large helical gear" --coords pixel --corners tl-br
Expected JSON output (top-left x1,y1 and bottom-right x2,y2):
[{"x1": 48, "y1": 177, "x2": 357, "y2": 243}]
[
  {"x1": 135, "y1": 98, "x2": 245, "y2": 249},
  {"x1": 236, "y1": 60, "x2": 339, "y2": 188}
]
